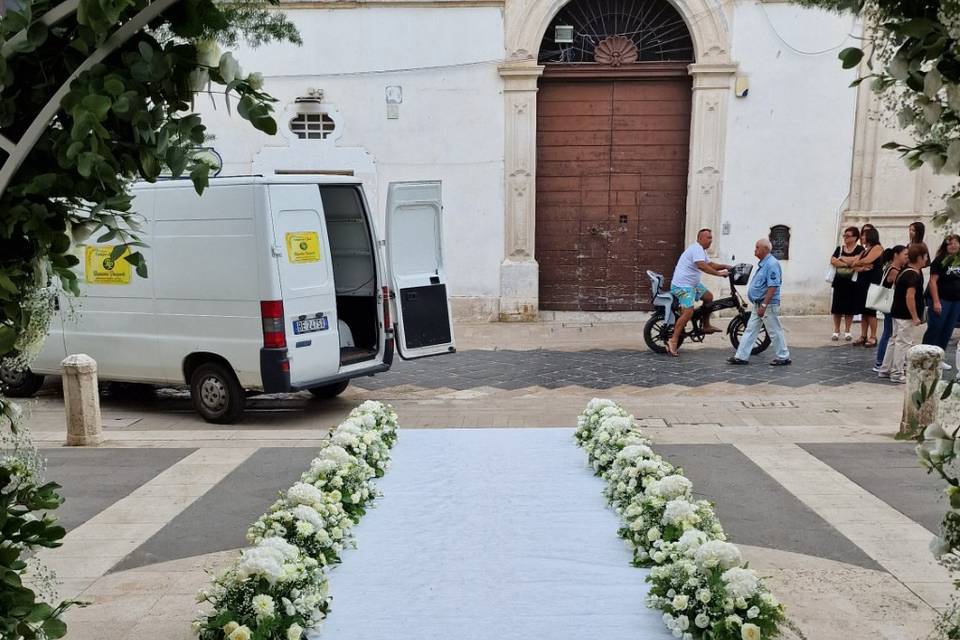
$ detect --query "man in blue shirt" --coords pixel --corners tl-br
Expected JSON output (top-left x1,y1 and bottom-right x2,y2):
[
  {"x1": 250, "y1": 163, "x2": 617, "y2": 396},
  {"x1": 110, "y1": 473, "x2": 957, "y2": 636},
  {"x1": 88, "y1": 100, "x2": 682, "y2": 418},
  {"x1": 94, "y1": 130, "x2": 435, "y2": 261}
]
[{"x1": 727, "y1": 238, "x2": 791, "y2": 366}]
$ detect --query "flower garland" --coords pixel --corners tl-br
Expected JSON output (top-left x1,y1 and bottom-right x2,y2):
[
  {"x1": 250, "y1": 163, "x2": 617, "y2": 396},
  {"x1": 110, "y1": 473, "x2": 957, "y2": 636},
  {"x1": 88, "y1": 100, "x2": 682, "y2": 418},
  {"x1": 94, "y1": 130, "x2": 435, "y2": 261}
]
[
  {"x1": 194, "y1": 401, "x2": 399, "y2": 640},
  {"x1": 575, "y1": 399, "x2": 786, "y2": 640}
]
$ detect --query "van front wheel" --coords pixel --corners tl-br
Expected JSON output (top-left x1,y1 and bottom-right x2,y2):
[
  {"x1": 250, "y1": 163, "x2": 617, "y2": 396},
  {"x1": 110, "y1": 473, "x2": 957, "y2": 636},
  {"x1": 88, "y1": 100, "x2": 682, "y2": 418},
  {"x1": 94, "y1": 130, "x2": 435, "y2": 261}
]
[
  {"x1": 0, "y1": 367, "x2": 44, "y2": 397},
  {"x1": 308, "y1": 380, "x2": 349, "y2": 399},
  {"x1": 190, "y1": 362, "x2": 246, "y2": 424}
]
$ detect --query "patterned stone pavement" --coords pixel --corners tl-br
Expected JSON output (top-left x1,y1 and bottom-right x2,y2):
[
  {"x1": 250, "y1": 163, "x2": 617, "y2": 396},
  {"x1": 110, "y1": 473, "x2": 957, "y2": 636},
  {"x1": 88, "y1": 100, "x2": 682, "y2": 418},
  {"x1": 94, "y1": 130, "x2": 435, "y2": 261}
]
[
  {"x1": 38, "y1": 436, "x2": 945, "y2": 640},
  {"x1": 354, "y1": 345, "x2": 889, "y2": 390}
]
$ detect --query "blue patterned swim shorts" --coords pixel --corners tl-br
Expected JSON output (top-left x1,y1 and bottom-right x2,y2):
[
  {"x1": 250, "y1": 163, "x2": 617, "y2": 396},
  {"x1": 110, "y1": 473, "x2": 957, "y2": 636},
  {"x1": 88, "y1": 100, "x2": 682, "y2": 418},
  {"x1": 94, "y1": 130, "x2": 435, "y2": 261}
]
[{"x1": 670, "y1": 283, "x2": 709, "y2": 309}]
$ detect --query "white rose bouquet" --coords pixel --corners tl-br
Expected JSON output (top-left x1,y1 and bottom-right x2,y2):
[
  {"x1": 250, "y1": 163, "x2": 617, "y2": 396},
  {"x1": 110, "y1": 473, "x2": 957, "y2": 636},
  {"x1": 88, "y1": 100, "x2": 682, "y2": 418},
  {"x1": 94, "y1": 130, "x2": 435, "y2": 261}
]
[
  {"x1": 603, "y1": 446, "x2": 675, "y2": 511},
  {"x1": 582, "y1": 416, "x2": 650, "y2": 475},
  {"x1": 646, "y1": 552, "x2": 785, "y2": 640},
  {"x1": 194, "y1": 537, "x2": 330, "y2": 640},
  {"x1": 350, "y1": 401, "x2": 399, "y2": 448},
  {"x1": 247, "y1": 494, "x2": 355, "y2": 567},
  {"x1": 302, "y1": 443, "x2": 378, "y2": 520},
  {"x1": 619, "y1": 492, "x2": 723, "y2": 566},
  {"x1": 575, "y1": 398, "x2": 629, "y2": 448}
]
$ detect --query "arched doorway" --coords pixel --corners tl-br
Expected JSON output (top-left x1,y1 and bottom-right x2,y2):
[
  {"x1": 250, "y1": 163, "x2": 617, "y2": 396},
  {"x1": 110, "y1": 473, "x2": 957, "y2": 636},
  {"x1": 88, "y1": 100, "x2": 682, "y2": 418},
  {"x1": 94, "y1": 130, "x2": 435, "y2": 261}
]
[{"x1": 535, "y1": 0, "x2": 694, "y2": 311}]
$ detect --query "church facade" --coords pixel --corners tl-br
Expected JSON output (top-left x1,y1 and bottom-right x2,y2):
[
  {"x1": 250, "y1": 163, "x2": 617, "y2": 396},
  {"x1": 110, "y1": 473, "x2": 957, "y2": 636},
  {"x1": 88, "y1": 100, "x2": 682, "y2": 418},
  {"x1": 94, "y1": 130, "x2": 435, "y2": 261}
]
[{"x1": 198, "y1": 0, "x2": 948, "y2": 319}]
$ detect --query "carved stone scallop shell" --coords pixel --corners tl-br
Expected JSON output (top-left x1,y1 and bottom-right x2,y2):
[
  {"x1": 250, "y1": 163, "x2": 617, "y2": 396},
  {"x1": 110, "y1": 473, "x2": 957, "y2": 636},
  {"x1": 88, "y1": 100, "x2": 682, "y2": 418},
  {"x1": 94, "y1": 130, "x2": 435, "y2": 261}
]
[{"x1": 594, "y1": 35, "x2": 639, "y2": 66}]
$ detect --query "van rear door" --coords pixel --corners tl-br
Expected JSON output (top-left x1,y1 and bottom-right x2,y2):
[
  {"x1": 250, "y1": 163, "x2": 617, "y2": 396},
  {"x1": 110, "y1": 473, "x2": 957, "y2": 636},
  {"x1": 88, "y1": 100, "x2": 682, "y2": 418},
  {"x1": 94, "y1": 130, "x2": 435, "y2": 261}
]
[
  {"x1": 268, "y1": 184, "x2": 340, "y2": 386},
  {"x1": 385, "y1": 181, "x2": 456, "y2": 359}
]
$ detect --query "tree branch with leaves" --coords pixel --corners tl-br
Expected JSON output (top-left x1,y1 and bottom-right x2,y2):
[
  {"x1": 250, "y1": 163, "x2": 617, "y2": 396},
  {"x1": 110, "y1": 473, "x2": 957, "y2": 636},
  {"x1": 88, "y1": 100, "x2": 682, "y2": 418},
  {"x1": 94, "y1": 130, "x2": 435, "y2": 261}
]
[
  {"x1": 0, "y1": 0, "x2": 300, "y2": 637},
  {"x1": 794, "y1": 0, "x2": 960, "y2": 220}
]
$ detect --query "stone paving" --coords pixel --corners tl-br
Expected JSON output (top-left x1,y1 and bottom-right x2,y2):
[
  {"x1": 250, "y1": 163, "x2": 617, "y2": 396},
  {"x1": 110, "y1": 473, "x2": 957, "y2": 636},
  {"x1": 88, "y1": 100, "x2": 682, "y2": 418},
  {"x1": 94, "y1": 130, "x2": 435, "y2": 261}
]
[
  {"x1": 354, "y1": 345, "x2": 890, "y2": 390},
  {"x1": 12, "y1": 317, "x2": 956, "y2": 640}
]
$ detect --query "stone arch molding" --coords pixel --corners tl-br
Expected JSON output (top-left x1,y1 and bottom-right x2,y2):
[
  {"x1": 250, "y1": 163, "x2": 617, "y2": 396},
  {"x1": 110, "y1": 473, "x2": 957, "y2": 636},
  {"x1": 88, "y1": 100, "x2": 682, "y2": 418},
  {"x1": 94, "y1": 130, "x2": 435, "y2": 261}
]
[
  {"x1": 505, "y1": 0, "x2": 733, "y2": 65},
  {"x1": 496, "y1": 0, "x2": 738, "y2": 321}
]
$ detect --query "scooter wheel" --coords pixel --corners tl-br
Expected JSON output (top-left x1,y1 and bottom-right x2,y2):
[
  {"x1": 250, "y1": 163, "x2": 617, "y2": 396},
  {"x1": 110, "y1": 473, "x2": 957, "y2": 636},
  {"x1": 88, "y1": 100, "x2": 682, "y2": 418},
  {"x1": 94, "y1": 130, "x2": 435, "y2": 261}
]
[
  {"x1": 644, "y1": 312, "x2": 680, "y2": 354},
  {"x1": 728, "y1": 314, "x2": 772, "y2": 355}
]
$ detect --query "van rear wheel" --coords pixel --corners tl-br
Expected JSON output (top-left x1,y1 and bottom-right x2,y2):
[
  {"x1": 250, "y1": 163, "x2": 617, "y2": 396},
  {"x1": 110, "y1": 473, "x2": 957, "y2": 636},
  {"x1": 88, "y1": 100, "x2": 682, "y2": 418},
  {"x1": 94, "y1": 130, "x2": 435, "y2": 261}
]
[
  {"x1": 0, "y1": 366, "x2": 44, "y2": 397},
  {"x1": 308, "y1": 380, "x2": 349, "y2": 399},
  {"x1": 190, "y1": 362, "x2": 245, "y2": 424}
]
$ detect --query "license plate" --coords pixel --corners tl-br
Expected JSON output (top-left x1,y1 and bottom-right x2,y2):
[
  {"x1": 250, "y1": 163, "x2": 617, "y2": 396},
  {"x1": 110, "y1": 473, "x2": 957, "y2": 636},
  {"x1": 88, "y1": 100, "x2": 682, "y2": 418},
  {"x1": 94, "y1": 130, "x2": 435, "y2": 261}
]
[{"x1": 293, "y1": 316, "x2": 328, "y2": 335}]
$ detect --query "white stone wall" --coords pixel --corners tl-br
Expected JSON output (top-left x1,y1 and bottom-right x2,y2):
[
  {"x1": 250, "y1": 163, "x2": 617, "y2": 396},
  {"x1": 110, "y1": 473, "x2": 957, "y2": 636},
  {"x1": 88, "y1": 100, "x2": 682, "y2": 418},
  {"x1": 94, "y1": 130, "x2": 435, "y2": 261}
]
[
  {"x1": 196, "y1": 1, "x2": 870, "y2": 319},
  {"x1": 195, "y1": 7, "x2": 507, "y2": 319},
  {"x1": 716, "y1": 2, "x2": 860, "y2": 314}
]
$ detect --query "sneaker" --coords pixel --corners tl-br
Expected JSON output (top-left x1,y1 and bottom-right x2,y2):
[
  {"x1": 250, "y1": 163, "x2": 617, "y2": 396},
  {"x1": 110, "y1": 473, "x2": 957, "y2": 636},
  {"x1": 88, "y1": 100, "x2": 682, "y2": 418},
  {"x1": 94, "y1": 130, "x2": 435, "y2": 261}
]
[
  {"x1": 872, "y1": 365, "x2": 883, "y2": 373},
  {"x1": 726, "y1": 357, "x2": 749, "y2": 365},
  {"x1": 831, "y1": 333, "x2": 840, "y2": 341},
  {"x1": 942, "y1": 362, "x2": 953, "y2": 371},
  {"x1": 877, "y1": 371, "x2": 890, "y2": 378},
  {"x1": 769, "y1": 358, "x2": 792, "y2": 366},
  {"x1": 844, "y1": 333, "x2": 853, "y2": 341},
  {"x1": 890, "y1": 376, "x2": 907, "y2": 384}
]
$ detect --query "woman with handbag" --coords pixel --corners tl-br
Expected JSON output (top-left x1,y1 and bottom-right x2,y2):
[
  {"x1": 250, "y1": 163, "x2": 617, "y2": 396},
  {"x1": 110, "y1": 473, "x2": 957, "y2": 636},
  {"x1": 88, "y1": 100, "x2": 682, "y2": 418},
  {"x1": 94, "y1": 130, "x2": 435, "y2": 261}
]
[
  {"x1": 830, "y1": 226, "x2": 863, "y2": 341},
  {"x1": 922, "y1": 234, "x2": 960, "y2": 360},
  {"x1": 878, "y1": 243, "x2": 930, "y2": 383},
  {"x1": 873, "y1": 245, "x2": 907, "y2": 372},
  {"x1": 851, "y1": 227, "x2": 883, "y2": 347}
]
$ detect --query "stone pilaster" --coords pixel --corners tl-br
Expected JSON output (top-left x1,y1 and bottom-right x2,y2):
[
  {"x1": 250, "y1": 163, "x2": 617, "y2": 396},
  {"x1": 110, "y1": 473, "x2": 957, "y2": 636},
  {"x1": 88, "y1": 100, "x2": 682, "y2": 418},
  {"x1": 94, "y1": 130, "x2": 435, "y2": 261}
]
[
  {"x1": 686, "y1": 63, "x2": 737, "y2": 256},
  {"x1": 498, "y1": 61, "x2": 544, "y2": 321}
]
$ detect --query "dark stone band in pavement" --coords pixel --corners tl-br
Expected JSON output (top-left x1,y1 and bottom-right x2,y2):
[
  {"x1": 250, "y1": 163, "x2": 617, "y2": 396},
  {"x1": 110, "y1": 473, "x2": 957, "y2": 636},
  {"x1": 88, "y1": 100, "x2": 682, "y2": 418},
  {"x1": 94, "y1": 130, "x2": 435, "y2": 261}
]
[
  {"x1": 110, "y1": 447, "x2": 318, "y2": 573},
  {"x1": 44, "y1": 448, "x2": 195, "y2": 532},
  {"x1": 82, "y1": 444, "x2": 885, "y2": 573},
  {"x1": 658, "y1": 444, "x2": 879, "y2": 570},
  {"x1": 356, "y1": 346, "x2": 890, "y2": 391}
]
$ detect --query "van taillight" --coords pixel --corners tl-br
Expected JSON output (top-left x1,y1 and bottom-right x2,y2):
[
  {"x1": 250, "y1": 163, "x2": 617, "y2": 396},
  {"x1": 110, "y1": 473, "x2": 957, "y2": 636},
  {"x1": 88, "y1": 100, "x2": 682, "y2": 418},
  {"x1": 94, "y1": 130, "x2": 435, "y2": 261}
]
[
  {"x1": 260, "y1": 300, "x2": 286, "y2": 348},
  {"x1": 382, "y1": 286, "x2": 391, "y2": 330}
]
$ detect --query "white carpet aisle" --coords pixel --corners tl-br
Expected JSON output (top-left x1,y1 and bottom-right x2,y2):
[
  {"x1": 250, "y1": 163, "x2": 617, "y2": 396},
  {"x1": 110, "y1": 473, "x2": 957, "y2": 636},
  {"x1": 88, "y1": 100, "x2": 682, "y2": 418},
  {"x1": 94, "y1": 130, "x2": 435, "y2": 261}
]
[{"x1": 322, "y1": 428, "x2": 673, "y2": 640}]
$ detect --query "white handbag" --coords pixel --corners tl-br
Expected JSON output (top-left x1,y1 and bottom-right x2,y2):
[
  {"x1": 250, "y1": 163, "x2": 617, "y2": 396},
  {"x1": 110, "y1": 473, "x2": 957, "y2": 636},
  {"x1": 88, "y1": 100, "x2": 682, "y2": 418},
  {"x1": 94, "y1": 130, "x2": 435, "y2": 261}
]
[
  {"x1": 866, "y1": 267, "x2": 895, "y2": 313},
  {"x1": 825, "y1": 265, "x2": 836, "y2": 283},
  {"x1": 865, "y1": 283, "x2": 893, "y2": 313}
]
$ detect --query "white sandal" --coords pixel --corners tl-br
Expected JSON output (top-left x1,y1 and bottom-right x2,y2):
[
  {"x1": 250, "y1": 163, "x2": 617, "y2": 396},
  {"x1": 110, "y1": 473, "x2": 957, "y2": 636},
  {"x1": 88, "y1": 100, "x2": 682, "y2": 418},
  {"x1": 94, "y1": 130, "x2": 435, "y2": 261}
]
[
  {"x1": 844, "y1": 333, "x2": 853, "y2": 341},
  {"x1": 831, "y1": 332, "x2": 840, "y2": 341}
]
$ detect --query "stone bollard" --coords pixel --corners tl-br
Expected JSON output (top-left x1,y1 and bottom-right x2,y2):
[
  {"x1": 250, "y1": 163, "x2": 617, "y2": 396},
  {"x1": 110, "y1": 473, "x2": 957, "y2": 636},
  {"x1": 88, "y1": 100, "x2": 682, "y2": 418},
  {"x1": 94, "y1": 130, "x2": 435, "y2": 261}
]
[
  {"x1": 902, "y1": 344, "x2": 944, "y2": 436},
  {"x1": 61, "y1": 354, "x2": 103, "y2": 446}
]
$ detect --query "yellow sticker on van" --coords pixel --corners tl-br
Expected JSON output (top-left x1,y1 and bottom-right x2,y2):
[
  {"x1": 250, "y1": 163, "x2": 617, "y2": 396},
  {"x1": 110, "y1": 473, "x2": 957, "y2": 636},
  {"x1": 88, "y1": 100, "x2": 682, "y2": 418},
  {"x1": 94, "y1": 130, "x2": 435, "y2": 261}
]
[
  {"x1": 84, "y1": 246, "x2": 132, "y2": 285},
  {"x1": 285, "y1": 231, "x2": 321, "y2": 263}
]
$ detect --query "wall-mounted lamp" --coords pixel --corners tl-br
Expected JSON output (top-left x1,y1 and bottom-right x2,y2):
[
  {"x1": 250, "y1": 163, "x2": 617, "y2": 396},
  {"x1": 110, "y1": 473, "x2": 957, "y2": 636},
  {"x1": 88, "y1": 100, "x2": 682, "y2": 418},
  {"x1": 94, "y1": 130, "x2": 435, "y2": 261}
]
[{"x1": 554, "y1": 25, "x2": 575, "y2": 44}]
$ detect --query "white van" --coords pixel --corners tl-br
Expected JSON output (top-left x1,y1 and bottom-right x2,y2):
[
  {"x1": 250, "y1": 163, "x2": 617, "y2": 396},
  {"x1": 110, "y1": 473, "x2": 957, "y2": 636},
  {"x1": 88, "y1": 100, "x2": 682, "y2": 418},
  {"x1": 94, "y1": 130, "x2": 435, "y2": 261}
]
[{"x1": 1, "y1": 176, "x2": 455, "y2": 423}]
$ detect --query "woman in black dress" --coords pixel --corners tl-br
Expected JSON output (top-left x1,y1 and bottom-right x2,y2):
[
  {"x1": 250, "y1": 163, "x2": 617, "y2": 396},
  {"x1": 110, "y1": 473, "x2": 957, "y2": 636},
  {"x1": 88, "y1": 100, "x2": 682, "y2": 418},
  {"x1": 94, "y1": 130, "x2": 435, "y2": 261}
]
[
  {"x1": 830, "y1": 226, "x2": 863, "y2": 341},
  {"x1": 853, "y1": 227, "x2": 883, "y2": 347}
]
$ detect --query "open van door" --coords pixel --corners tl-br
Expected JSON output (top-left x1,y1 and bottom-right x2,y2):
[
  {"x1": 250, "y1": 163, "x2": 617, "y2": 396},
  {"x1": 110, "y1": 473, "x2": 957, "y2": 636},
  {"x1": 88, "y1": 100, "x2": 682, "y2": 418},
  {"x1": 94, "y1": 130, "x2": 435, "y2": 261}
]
[{"x1": 385, "y1": 181, "x2": 455, "y2": 359}]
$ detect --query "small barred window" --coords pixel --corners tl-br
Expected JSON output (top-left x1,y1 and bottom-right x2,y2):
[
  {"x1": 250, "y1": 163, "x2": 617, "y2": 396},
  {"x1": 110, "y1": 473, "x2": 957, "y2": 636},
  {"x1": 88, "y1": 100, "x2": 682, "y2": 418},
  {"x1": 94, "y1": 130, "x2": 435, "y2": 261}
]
[{"x1": 290, "y1": 112, "x2": 336, "y2": 140}]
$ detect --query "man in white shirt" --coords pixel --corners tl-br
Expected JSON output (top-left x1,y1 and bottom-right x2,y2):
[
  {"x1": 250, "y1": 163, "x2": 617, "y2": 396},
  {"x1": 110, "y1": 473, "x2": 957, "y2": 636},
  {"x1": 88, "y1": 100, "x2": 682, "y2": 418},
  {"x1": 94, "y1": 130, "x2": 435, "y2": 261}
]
[{"x1": 667, "y1": 228, "x2": 732, "y2": 356}]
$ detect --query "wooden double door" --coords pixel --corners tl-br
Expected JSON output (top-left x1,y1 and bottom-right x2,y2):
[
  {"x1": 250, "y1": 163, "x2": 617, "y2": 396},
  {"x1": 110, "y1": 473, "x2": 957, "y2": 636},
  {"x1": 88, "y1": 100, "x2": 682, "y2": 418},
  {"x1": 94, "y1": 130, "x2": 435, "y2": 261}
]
[{"x1": 535, "y1": 74, "x2": 692, "y2": 311}]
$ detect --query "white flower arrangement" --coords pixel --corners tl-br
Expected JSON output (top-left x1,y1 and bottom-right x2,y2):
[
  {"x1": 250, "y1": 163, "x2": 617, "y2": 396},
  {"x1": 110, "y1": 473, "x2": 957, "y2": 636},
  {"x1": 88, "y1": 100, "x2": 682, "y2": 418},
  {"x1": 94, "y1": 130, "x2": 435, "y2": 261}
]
[
  {"x1": 575, "y1": 399, "x2": 786, "y2": 640},
  {"x1": 574, "y1": 398, "x2": 630, "y2": 450},
  {"x1": 602, "y1": 445, "x2": 675, "y2": 511},
  {"x1": 195, "y1": 401, "x2": 399, "y2": 640}
]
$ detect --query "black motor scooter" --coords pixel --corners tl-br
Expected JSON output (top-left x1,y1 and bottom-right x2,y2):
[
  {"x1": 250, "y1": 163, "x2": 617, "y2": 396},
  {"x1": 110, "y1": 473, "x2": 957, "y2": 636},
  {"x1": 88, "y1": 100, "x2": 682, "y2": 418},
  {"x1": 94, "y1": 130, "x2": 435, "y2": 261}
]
[{"x1": 643, "y1": 264, "x2": 771, "y2": 355}]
